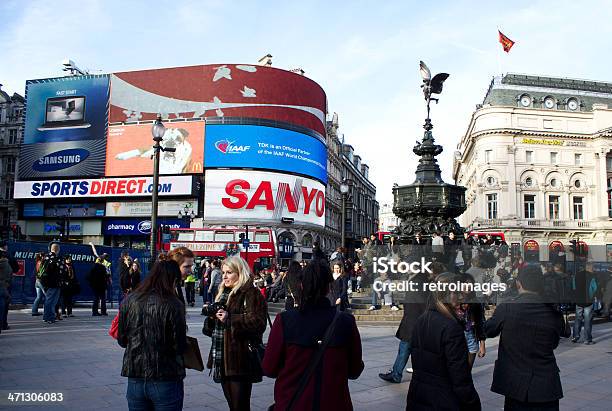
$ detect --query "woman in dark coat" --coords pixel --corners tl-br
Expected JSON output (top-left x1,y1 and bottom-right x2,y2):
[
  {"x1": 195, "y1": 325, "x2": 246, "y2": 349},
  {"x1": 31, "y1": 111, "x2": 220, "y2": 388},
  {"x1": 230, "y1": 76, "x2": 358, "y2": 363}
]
[
  {"x1": 329, "y1": 262, "x2": 349, "y2": 311},
  {"x1": 203, "y1": 256, "x2": 267, "y2": 411},
  {"x1": 118, "y1": 260, "x2": 187, "y2": 411},
  {"x1": 263, "y1": 258, "x2": 364, "y2": 411},
  {"x1": 406, "y1": 272, "x2": 481, "y2": 411},
  {"x1": 284, "y1": 261, "x2": 303, "y2": 310}
]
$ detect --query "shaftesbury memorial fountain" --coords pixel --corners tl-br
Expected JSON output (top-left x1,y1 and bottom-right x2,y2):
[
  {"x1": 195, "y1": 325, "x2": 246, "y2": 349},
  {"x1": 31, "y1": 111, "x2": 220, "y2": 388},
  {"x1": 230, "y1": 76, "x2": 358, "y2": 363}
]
[{"x1": 393, "y1": 61, "x2": 467, "y2": 243}]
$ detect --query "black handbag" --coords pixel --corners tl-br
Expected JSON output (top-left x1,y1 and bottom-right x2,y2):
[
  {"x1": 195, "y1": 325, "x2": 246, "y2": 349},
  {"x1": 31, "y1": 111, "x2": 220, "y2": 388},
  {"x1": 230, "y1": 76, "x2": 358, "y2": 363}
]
[{"x1": 247, "y1": 306, "x2": 273, "y2": 383}]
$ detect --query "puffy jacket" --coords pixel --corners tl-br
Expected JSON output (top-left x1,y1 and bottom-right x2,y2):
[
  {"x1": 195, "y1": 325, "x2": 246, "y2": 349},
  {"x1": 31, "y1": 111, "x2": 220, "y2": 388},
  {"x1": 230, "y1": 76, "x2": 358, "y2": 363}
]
[{"x1": 118, "y1": 292, "x2": 187, "y2": 380}]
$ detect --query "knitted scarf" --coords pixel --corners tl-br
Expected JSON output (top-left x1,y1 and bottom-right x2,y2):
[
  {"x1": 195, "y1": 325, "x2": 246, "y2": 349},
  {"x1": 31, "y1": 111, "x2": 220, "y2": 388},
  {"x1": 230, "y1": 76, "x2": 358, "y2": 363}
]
[{"x1": 211, "y1": 287, "x2": 231, "y2": 383}]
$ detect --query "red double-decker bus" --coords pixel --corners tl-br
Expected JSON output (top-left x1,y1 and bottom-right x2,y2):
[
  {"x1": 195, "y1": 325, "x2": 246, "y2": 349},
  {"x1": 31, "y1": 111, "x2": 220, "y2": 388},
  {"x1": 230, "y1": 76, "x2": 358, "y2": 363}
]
[{"x1": 164, "y1": 226, "x2": 277, "y2": 272}]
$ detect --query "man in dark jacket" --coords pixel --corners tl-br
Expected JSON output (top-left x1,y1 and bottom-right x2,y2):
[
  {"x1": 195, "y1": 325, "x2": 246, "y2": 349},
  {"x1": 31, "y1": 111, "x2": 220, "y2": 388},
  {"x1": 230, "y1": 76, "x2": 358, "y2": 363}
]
[
  {"x1": 0, "y1": 241, "x2": 18, "y2": 330},
  {"x1": 379, "y1": 270, "x2": 430, "y2": 383},
  {"x1": 572, "y1": 262, "x2": 600, "y2": 344},
  {"x1": 41, "y1": 243, "x2": 65, "y2": 324},
  {"x1": 485, "y1": 265, "x2": 569, "y2": 410},
  {"x1": 88, "y1": 259, "x2": 109, "y2": 316}
]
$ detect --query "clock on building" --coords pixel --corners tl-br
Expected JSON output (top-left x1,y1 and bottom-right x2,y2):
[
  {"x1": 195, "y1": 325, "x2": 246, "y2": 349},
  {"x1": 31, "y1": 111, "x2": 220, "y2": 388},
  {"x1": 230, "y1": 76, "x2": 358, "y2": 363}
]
[
  {"x1": 544, "y1": 97, "x2": 555, "y2": 109},
  {"x1": 567, "y1": 98, "x2": 579, "y2": 111},
  {"x1": 520, "y1": 94, "x2": 532, "y2": 107}
]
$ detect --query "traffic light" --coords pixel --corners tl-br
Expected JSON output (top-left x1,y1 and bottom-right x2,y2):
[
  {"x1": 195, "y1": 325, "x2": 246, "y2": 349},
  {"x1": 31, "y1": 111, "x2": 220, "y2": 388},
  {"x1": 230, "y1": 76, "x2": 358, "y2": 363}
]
[
  {"x1": 569, "y1": 240, "x2": 577, "y2": 255},
  {"x1": 56, "y1": 218, "x2": 66, "y2": 238}
]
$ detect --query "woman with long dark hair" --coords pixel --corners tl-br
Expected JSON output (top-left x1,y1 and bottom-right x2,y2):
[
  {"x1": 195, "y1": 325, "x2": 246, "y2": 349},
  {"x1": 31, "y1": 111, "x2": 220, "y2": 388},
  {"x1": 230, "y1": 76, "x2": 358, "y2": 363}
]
[
  {"x1": 263, "y1": 259, "x2": 364, "y2": 410},
  {"x1": 118, "y1": 260, "x2": 187, "y2": 411},
  {"x1": 456, "y1": 273, "x2": 486, "y2": 371},
  {"x1": 329, "y1": 262, "x2": 349, "y2": 311},
  {"x1": 202, "y1": 256, "x2": 267, "y2": 411},
  {"x1": 406, "y1": 272, "x2": 481, "y2": 410},
  {"x1": 284, "y1": 261, "x2": 303, "y2": 310}
]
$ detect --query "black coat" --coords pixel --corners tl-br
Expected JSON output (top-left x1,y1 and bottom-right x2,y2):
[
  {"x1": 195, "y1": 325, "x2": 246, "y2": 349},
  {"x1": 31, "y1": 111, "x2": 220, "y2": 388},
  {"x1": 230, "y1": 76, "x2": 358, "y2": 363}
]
[
  {"x1": 407, "y1": 308, "x2": 481, "y2": 411},
  {"x1": 328, "y1": 276, "x2": 349, "y2": 310},
  {"x1": 118, "y1": 292, "x2": 186, "y2": 380},
  {"x1": 396, "y1": 272, "x2": 429, "y2": 342},
  {"x1": 87, "y1": 263, "x2": 108, "y2": 292},
  {"x1": 485, "y1": 292, "x2": 567, "y2": 403}
]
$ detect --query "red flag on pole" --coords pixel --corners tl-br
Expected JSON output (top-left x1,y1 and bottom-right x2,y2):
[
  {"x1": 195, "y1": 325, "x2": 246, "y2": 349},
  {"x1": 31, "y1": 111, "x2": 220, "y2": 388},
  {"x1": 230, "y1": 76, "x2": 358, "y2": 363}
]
[{"x1": 498, "y1": 30, "x2": 515, "y2": 52}]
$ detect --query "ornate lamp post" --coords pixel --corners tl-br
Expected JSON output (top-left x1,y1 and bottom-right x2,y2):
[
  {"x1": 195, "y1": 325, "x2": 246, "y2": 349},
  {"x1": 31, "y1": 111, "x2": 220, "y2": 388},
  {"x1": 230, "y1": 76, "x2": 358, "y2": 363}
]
[
  {"x1": 177, "y1": 203, "x2": 196, "y2": 225},
  {"x1": 340, "y1": 181, "x2": 350, "y2": 249},
  {"x1": 150, "y1": 116, "x2": 175, "y2": 261}
]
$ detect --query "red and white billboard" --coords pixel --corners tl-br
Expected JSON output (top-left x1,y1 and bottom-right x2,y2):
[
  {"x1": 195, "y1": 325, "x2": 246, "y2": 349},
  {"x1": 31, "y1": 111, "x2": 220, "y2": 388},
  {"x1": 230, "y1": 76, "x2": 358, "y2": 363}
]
[
  {"x1": 204, "y1": 170, "x2": 325, "y2": 227},
  {"x1": 110, "y1": 64, "x2": 327, "y2": 135}
]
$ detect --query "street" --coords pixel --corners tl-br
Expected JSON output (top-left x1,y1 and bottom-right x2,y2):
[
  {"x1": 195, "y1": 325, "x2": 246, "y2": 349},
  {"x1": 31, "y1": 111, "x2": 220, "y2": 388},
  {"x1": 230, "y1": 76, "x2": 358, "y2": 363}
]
[{"x1": 1, "y1": 302, "x2": 611, "y2": 411}]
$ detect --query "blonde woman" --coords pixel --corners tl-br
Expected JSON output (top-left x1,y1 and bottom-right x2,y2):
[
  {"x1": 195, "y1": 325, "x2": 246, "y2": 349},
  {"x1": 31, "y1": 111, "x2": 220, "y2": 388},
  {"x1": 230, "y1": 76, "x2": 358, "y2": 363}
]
[{"x1": 202, "y1": 256, "x2": 267, "y2": 411}]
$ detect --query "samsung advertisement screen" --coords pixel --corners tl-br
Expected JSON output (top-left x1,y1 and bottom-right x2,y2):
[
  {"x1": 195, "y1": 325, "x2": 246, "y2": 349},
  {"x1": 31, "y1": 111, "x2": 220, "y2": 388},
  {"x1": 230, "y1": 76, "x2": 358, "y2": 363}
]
[{"x1": 45, "y1": 96, "x2": 86, "y2": 124}]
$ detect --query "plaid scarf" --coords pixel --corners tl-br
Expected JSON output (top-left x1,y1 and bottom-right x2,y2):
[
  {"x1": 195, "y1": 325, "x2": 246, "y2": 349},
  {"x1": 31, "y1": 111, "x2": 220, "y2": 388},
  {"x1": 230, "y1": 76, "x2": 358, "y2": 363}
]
[{"x1": 211, "y1": 288, "x2": 231, "y2": 382}]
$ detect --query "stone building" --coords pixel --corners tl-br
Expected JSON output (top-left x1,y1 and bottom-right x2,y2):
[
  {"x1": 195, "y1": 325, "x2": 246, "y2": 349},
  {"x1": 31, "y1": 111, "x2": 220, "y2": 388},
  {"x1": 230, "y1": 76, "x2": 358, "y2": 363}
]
[
  {"x1": 453, "y1": 73, "x2": 612, "y2": 261},
  {"x1": 0, "y1": 85, "x2": 24, "y2": 241}
]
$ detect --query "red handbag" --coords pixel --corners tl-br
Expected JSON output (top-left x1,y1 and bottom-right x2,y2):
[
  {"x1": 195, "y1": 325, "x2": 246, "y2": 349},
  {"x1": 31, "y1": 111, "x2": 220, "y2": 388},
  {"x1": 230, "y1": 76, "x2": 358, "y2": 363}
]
[{"x1": 109, "y1": 312, "x2": 120, "y2": 339}]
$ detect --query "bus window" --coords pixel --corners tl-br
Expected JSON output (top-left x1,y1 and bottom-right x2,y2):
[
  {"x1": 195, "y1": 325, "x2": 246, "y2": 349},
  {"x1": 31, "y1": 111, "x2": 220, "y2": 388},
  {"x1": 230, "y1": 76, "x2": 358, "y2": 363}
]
[
  {"x1": 173, "y1": 230, "x2": 194, "y2": 241},
  {"x1": 254, "y1": 231, "x2": 271, "y2": 243},
  {"x1": 195, "y1": 230, "x2": 214, "y2": 242},
  {"x1": 215, "y1": 231, "x2": 235, "y2": 242}
]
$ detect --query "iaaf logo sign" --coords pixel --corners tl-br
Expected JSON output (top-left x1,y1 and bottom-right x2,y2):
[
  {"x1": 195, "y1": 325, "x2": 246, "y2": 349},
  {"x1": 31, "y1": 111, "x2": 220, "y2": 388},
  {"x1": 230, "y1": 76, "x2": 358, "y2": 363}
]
[
  {"x1": 215, "y1": 140, "x2": 250, "y2": 154},
  {"x1": 222, "y1": 179, "x2": 325, "y2": 217}
]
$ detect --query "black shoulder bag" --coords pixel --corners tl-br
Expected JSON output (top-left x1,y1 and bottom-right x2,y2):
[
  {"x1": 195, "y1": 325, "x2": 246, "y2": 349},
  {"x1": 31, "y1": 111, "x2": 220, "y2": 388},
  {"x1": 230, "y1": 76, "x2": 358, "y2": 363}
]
[{"x1": 283, "y1": 310, "x2": 342, "y2": 411}]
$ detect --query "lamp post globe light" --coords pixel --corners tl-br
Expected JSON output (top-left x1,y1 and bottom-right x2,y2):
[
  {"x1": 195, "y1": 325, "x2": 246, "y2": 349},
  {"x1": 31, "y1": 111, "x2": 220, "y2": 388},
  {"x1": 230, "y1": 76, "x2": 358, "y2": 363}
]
[
  {"x1": 178, "y1": 204, "x2": 196, "y2": 223},
  {"x1": 150, "y1": 115, "x2": 167, "y2": 262},
  {"x1": 340, "y1": 181, "x2": 350, "y2": 250}
]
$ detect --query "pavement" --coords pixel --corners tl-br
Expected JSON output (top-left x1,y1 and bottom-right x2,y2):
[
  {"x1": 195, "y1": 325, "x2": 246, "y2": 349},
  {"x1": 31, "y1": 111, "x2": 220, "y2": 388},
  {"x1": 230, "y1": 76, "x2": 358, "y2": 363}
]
[{"x1": 1, "y1": 299, "x2": 611, "y2": 411}]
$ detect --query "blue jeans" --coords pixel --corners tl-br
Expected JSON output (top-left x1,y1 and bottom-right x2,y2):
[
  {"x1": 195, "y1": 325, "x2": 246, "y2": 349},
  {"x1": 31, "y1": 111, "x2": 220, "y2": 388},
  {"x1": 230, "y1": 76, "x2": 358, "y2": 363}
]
[
  {"x1": 43, "y1": 287, "x2": 60, "y2": 322},
  {"x1": 126, "y1": 378, "x2": 184, "y2": 411},
  {"x1": 391, "y1": 340, "x2": 412, "y2": 382},
  {"x1": 32, "y1": 280, "x2": 46, "y2": 314},
  {"x1": 574, "y1": 305, "x2": 594, "y2": 342}
]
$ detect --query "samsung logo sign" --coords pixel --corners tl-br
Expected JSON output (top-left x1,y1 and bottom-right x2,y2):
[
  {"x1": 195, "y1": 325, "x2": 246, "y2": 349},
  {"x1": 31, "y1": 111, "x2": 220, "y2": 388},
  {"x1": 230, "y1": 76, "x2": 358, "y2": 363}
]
[{"x1": 32, "y1": 148, "x2": 89, "y2": 172}]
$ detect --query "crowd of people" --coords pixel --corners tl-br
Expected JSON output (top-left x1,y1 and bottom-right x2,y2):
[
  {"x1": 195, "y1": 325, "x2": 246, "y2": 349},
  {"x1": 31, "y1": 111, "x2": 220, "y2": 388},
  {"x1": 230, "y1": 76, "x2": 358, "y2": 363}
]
[{"x1": 3, "y1": 232, "x2": 612, "y2": 410}]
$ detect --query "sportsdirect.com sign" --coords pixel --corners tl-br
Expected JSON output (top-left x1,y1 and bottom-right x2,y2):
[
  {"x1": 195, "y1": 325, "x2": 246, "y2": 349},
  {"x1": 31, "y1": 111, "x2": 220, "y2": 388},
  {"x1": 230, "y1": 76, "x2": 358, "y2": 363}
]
[{"x1": 13, "y1": 176, "x2": 193, "y2": 199}]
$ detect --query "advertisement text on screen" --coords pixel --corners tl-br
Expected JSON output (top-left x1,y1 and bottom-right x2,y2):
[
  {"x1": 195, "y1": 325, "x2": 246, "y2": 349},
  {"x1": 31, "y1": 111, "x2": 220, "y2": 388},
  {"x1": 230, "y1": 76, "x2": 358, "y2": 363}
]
[
  {"x1": 32, "y1": 148, "x2": 90, "y2": 172},
  {"x1": 222, "y1": 179, "x2": 325, "y2": 217},
  {"x1": 215, "y1": 140, "x2": 250, "y2": 154}
]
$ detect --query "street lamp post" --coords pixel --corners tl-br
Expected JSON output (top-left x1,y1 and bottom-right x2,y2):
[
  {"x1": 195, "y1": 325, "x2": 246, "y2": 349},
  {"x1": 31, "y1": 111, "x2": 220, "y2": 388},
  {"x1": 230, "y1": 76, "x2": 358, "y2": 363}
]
[
  {"x1": 340, "y1": 181, "x2": 350, "y2": 250},
  {"x1": 150, "y1": 116, "x2": 175, "y2": 262}
]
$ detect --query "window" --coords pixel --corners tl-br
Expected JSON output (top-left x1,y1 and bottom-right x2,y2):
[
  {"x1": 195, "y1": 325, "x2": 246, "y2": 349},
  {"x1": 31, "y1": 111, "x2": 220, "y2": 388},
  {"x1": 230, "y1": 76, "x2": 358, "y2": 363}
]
[
  {"x1": 550, "y1": 152, "x2": 558, "y2": 164},
  {"x1": 486, "y1": 194, "x2": 498, "y2": 219},
  {"x1": 485, "y1": 150, "x2": 492, "y2": 162},
  {"x1": 525, "y1": 177, "x2": 534, "y2": 187},
  {"x1": 526, "y1": 150, "x2": 533, "y2": 163},
  {"x1": 176, "y1": 230, "x2": 195, "y2": 241},
  {"x1": 609, "y1": 191, "x2": 612, "y2": 218},
  {"x1": 574, "y1": 180, "x2": 581, "y2": 188},
  {"x1": 8, "y1": 129, "x2": 17, "y2": 144},
  {"x1": 254, "y1": 231, "x2": 270, "y2": 242},
  {"x1": 194, "y1": 230, "x2": 214, "y2": 241},
  {"x1": 575, "y1": 153, "x2": 582, "y2": 165},
  {"x1": 573, "y1": 197, "x2": 584, "y2": 220},
  {"x1": 524, "y1": 195, "x2": 536, "y2": 219},
  {"x1": 3, "y1": 157, "x2": 15, "y2": 173},
  {"x1": 549, "y1": 195, "x2": 560, "y2": 219},
  {"x1": 550, "y1": 178, "x2": 558, "y2": 188},
  {"x1": 607, "y1": 156, "x2": 612, "y2": 171},
  {"x1": 5, "y1": 182, "x2": 13, "y2": 200},
  {"x1": 214, "y1": 231, "x2": 235, "y2": 242},
  {"x1": 486, "y1": 176, "x2": 496, "y2": 186}
]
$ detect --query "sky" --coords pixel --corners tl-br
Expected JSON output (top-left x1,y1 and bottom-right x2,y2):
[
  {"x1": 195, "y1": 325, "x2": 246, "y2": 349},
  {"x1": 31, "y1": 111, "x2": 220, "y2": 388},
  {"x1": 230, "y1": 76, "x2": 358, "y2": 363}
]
[{"x1": 2, "y1": 0, "x2": 612, "y2": 206}]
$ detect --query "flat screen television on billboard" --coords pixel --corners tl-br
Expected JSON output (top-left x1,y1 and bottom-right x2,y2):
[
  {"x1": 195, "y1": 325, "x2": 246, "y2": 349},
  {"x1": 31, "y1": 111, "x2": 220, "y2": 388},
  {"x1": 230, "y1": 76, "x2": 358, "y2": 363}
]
[{"x1": 38, "y1": 96, "x2": 90, "y2": 130}]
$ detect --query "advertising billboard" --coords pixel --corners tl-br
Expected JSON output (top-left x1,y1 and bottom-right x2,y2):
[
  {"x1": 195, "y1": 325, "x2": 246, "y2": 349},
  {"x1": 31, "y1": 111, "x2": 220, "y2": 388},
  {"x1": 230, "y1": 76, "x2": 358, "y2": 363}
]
[
  {"x1": 204, "y1": 170, "x2": 325, "y2": 227},
  {"x1": 19, "y1": 75, "x2": 110, "y2": 179},
  {"x1": 106, "y1": 121, "x2": 204, "y2": 176},
  {"x1": 205, "y1": 124, "x2": 327, "y2": 184},
  {"x1": 13, "y1": 175, "x2": 193, "y2": 199},
  {"x1": 105, "y1": 200, "x2": 198, "y2": 217},
  {"x1": 109, "y1": 64, "x2": 327, "y2": 135},
  {"x1": 103, "y1": 218, "x2": 188, "y2": 235}
]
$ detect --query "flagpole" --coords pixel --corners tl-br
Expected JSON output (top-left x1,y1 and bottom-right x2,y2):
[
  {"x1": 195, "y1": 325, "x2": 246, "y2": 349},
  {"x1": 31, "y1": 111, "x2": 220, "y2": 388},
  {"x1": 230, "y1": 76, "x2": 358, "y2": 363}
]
[{"x1": 496, "y1": 27, "x2": 503, "y2": 76}]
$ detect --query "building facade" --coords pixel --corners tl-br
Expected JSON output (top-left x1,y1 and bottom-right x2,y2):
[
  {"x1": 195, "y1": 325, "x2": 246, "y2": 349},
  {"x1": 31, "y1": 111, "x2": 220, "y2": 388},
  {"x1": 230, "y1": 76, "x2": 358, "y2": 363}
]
[
  {"x1": 453, "y1": 73, "x2": 612, "y2": 261},
  {"x1": 0, "y1": 85, "x2": 24, "y2": 241},
  {"x1": 277, "y1": 112, "x2": 379, "y2": 262},
  {"x1": 378, "y1": 202, "x2": 399, "y2": 233}
]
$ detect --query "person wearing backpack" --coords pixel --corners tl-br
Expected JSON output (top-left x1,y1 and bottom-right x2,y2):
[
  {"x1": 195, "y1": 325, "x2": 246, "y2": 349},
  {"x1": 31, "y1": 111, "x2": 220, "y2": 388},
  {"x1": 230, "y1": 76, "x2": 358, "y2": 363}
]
[
  {"x1": 41, "y1": 243, "x2": 65, "y2": 324},
  {"x1": 32, "y1": 253, "x2": 46, "y2": 316},
  {"x1": 263, "y1": 258, "x2": 364, "y2": 410}
]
